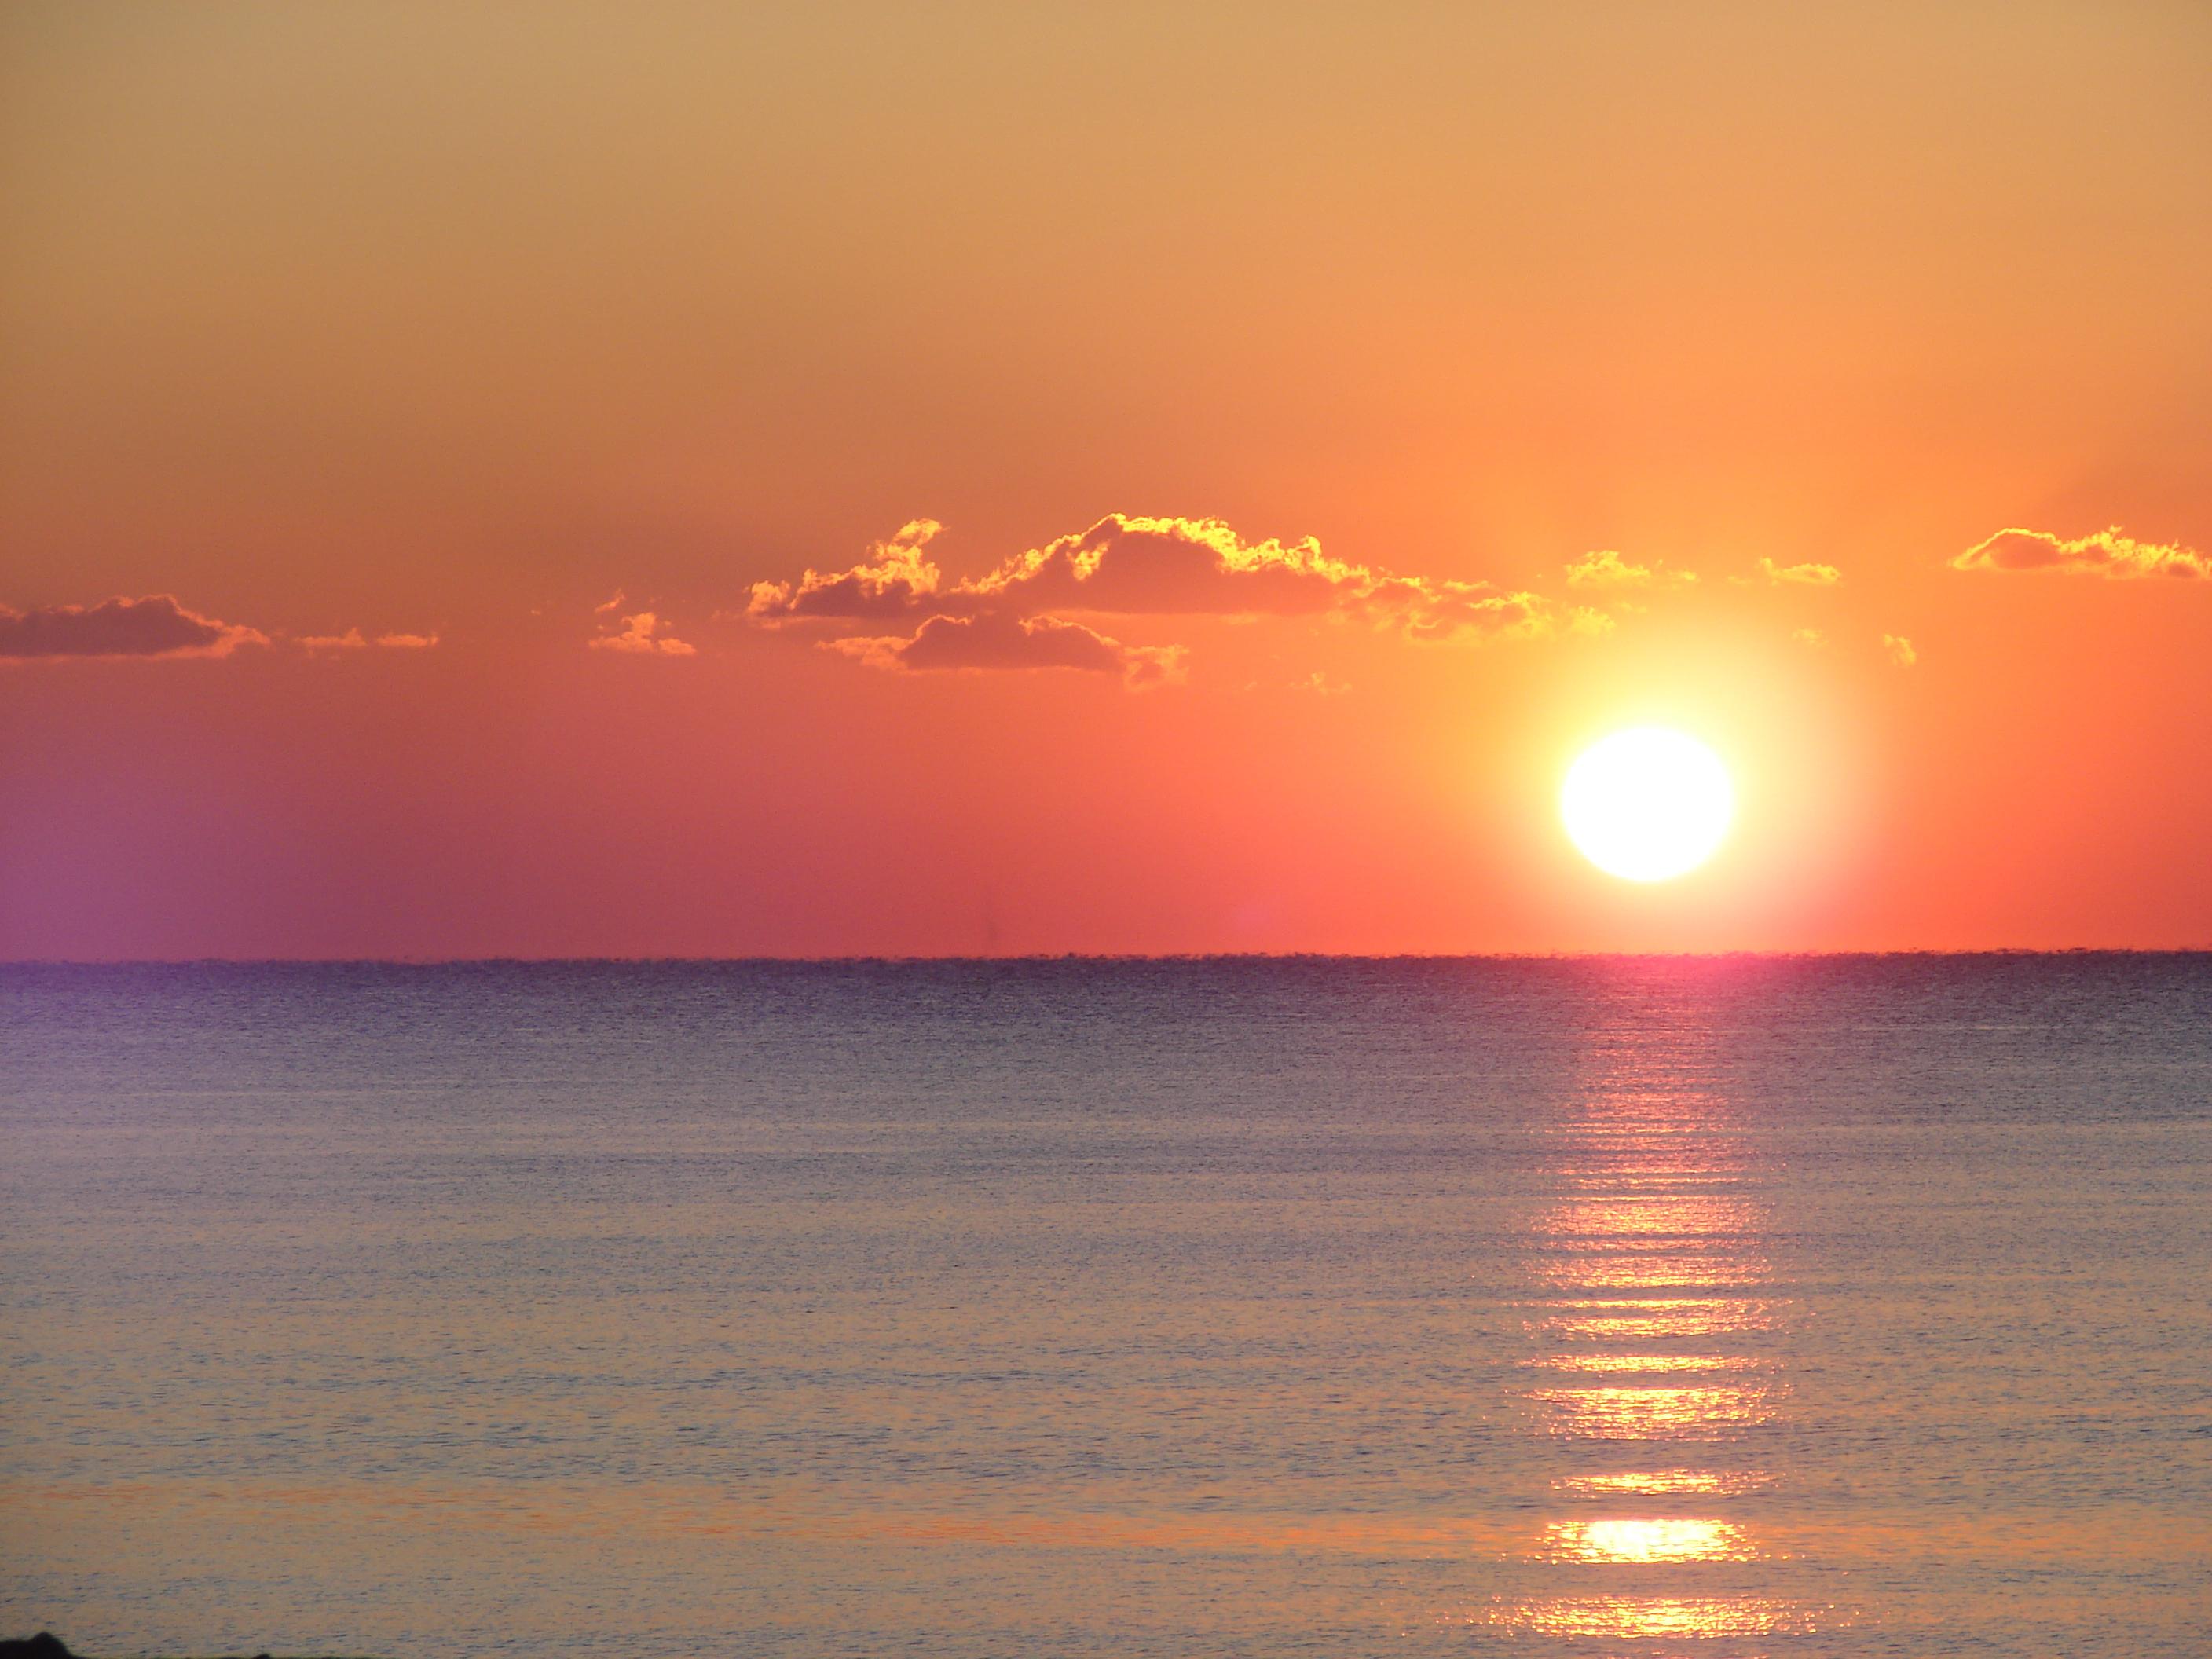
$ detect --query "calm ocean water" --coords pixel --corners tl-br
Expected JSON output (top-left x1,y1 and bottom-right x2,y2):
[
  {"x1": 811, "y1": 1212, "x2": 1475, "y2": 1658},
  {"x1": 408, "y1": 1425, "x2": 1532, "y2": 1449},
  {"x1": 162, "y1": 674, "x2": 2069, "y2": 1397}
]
[{"x1": 2, "y1": 957, "x2": 2208, "y2": 1657}]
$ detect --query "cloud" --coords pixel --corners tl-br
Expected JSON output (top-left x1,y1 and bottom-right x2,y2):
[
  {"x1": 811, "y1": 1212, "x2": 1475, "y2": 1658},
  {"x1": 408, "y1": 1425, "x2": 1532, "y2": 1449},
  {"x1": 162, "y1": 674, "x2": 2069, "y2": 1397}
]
[
  {"x1": 963, "y1": 515, "x2": 1383, "y2": 617},
  {"x1": 751, "y1": 514, "x2": 1581, "y2": 644},
  {"x1": 1566, "y1": 549, "x2": 1697, "y2": 588},
  {"x1": 830, "y1": 611, "x2": 1185, "y2": 689},
  {"x1": 967, "y1": 515, "x2": 1584, "y2": 641},
  {"x1": 0, "y1": 596, "x2": 437, "y2": 661},
  {"x1": 1882, "y1": 632, "x2": 1917, "y2": 668},
  {"x1": 747, "y1": 520, "x2": 946, "y2": 621},
  {"x1": 1950, "y1": 526, "x2": 2208, "y2": 580},
  {"x1": 591, "y1": 611, "x2": 697, "y2": 656},
  {"x1": 1760, "y1": 556, "x2": 1843, "y2": 585},
  {"x1": 751, "y1": 515, "x2": 1615, "y2": 693},
  {"x1": 751, "y1": 515, "x2": 1356, "y2": 623},
  {"x1": 298, "y1": 629, "x2": 440, "y2": 650},
  {"x1": 1793, "y1": 628, "x2": 1826, "y2": 648},
  {"x1": 0, "y1": 595, "x2": 267, "y2": 659}
]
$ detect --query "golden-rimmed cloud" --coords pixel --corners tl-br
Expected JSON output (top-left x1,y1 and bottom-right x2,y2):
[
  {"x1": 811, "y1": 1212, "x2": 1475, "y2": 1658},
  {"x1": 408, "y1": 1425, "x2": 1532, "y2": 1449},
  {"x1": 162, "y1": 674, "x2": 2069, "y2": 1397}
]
[
  {"x1": 749, "y1": 513, "x2": 1577, "y2": 646},
  {"x1": 746, "y1": 520, "x2": 946, "y2": 621},
  {"x1": 830, "y1": 612, "x2": 1184, "y2": 689},
  {"x1": 0, "y1": 595, "x2": 269, "y2": 660},
  {"x1": 745, "y1": 514, "x2": 1627, "y2": 691},
  {"x1": 1951, "y1": 526, "x2": 2208, "y2": 580},
  {"x1": 961, "y1": 515, "x2": 1372, "y2": 617}
]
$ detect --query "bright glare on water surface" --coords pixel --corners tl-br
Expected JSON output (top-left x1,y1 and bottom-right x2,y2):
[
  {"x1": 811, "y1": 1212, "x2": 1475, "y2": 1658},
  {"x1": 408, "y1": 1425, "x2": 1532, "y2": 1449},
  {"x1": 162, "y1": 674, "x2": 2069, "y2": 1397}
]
[{"x1": 2, "y1": 958, "x2": 2209, "y2": 1657}]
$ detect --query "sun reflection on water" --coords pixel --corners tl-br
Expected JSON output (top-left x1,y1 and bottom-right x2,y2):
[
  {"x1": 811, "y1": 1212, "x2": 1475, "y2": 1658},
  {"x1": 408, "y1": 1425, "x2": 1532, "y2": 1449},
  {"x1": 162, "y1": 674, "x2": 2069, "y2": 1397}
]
[
  {"x1": 1529, "y1": 1296, "x2": 1783, "y2": 1341},
  {"x1": 1528, "y1": 1382, "x2": 1785, "y2": 1439},
  {"x1": 1523, "y1": 1351, "x2": 1752, "y2": 1373},
  {"x1": 1555, "y1": 1468, "x2": 1766, "y2": 1496},
  {"x1": 1538, "y1": 1195, "x2": 1767, "y2": 1237},
  {"x1": 1477, "y1": 1006, "x2": 1834, "y2": 1643},
  {"x1": 1532, "y1": 1252, "x2": 1773, "y2": 1288},
  {"x1": 1481, "y1": 1594, "x2": 1822, "y2": 1639},
  {"x1": 1540, "y1": 1515, "x2": 1756, "y2": 1563}
]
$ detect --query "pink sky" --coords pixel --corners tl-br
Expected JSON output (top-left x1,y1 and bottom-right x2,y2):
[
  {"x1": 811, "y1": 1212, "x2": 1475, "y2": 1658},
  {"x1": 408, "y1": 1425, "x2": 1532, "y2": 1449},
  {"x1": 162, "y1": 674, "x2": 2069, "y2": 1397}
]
[{"x1": 4, "y1": 3, "x2": 2209, "y2": 956}]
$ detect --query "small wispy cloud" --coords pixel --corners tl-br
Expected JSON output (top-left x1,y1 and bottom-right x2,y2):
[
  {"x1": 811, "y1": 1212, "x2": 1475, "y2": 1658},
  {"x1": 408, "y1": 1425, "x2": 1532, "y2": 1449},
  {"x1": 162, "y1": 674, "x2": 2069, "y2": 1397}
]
[
  {"x1": 1565, "y1": 549, "x2": 1697, "y2": 588},
  {"x1": 1882, "y1": 633, "x2": 1917, "y2": 668},
  {"x1": 1760, "y1": 556, "x2": 1842, "y2": 586},
  {"x1": 298, "y1": 628, "x2": 441, "y2": 651},
  {"x1": 591, "y1": 611, "x2": 697, "y2": 656}
]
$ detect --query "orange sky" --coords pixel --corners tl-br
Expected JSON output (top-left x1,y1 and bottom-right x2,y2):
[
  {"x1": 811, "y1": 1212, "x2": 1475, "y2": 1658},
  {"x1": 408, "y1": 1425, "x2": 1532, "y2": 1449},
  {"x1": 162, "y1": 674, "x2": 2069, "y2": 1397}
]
[{"x1": 3, "y1": 2, "x2": 2209, "y2": 958}]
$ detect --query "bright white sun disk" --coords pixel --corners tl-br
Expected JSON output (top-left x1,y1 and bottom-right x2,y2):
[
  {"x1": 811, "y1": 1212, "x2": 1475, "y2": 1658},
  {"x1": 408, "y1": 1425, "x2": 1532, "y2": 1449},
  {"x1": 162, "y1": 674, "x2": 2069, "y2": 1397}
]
[{"x1": 1562, "y1": 727, "x2": 1734, "y2": 882}]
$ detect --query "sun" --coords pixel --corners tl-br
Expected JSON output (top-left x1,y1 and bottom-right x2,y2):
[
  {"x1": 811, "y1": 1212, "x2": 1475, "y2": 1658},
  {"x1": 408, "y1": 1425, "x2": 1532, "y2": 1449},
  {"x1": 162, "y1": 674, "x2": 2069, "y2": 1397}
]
[{"x1": 1562, "y1": 727, "x2": 1734, "y2": 882}]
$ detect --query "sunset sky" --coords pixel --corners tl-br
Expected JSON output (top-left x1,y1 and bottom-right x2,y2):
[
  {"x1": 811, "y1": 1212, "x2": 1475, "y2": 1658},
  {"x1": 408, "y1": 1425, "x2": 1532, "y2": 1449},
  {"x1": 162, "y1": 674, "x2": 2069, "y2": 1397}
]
[{"x1": 4, "y1": 2, "x2": 2208, "y2": 958}]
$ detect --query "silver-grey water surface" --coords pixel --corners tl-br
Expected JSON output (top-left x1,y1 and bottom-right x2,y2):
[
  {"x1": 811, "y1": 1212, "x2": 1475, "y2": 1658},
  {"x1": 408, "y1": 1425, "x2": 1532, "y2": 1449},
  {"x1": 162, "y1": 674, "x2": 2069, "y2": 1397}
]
[{"x1": 2, "y1": 957, "x2": 2208, "y2": 1656}]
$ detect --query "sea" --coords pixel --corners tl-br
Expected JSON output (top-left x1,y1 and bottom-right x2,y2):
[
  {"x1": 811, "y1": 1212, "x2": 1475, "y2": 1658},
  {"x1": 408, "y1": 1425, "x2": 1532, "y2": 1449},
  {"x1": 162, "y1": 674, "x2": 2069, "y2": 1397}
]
[{"x1": 2, "y1": 956, "x2": 2207, "y2": 1657}]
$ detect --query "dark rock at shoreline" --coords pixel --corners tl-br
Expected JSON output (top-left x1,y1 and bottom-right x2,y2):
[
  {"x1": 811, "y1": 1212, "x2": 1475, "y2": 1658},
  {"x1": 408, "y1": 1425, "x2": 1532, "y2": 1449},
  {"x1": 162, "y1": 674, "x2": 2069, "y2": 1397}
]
[{"x1": 2, "y1": 1643, "x2": 276, "y2": 1659}]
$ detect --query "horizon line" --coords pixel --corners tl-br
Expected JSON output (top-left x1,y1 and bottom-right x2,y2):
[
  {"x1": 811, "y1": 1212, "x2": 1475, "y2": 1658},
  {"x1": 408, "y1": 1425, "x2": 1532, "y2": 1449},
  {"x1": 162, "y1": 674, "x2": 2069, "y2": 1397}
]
[{"x1": 5, "y1": 947, "x2": 2210, "y2": 969}]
